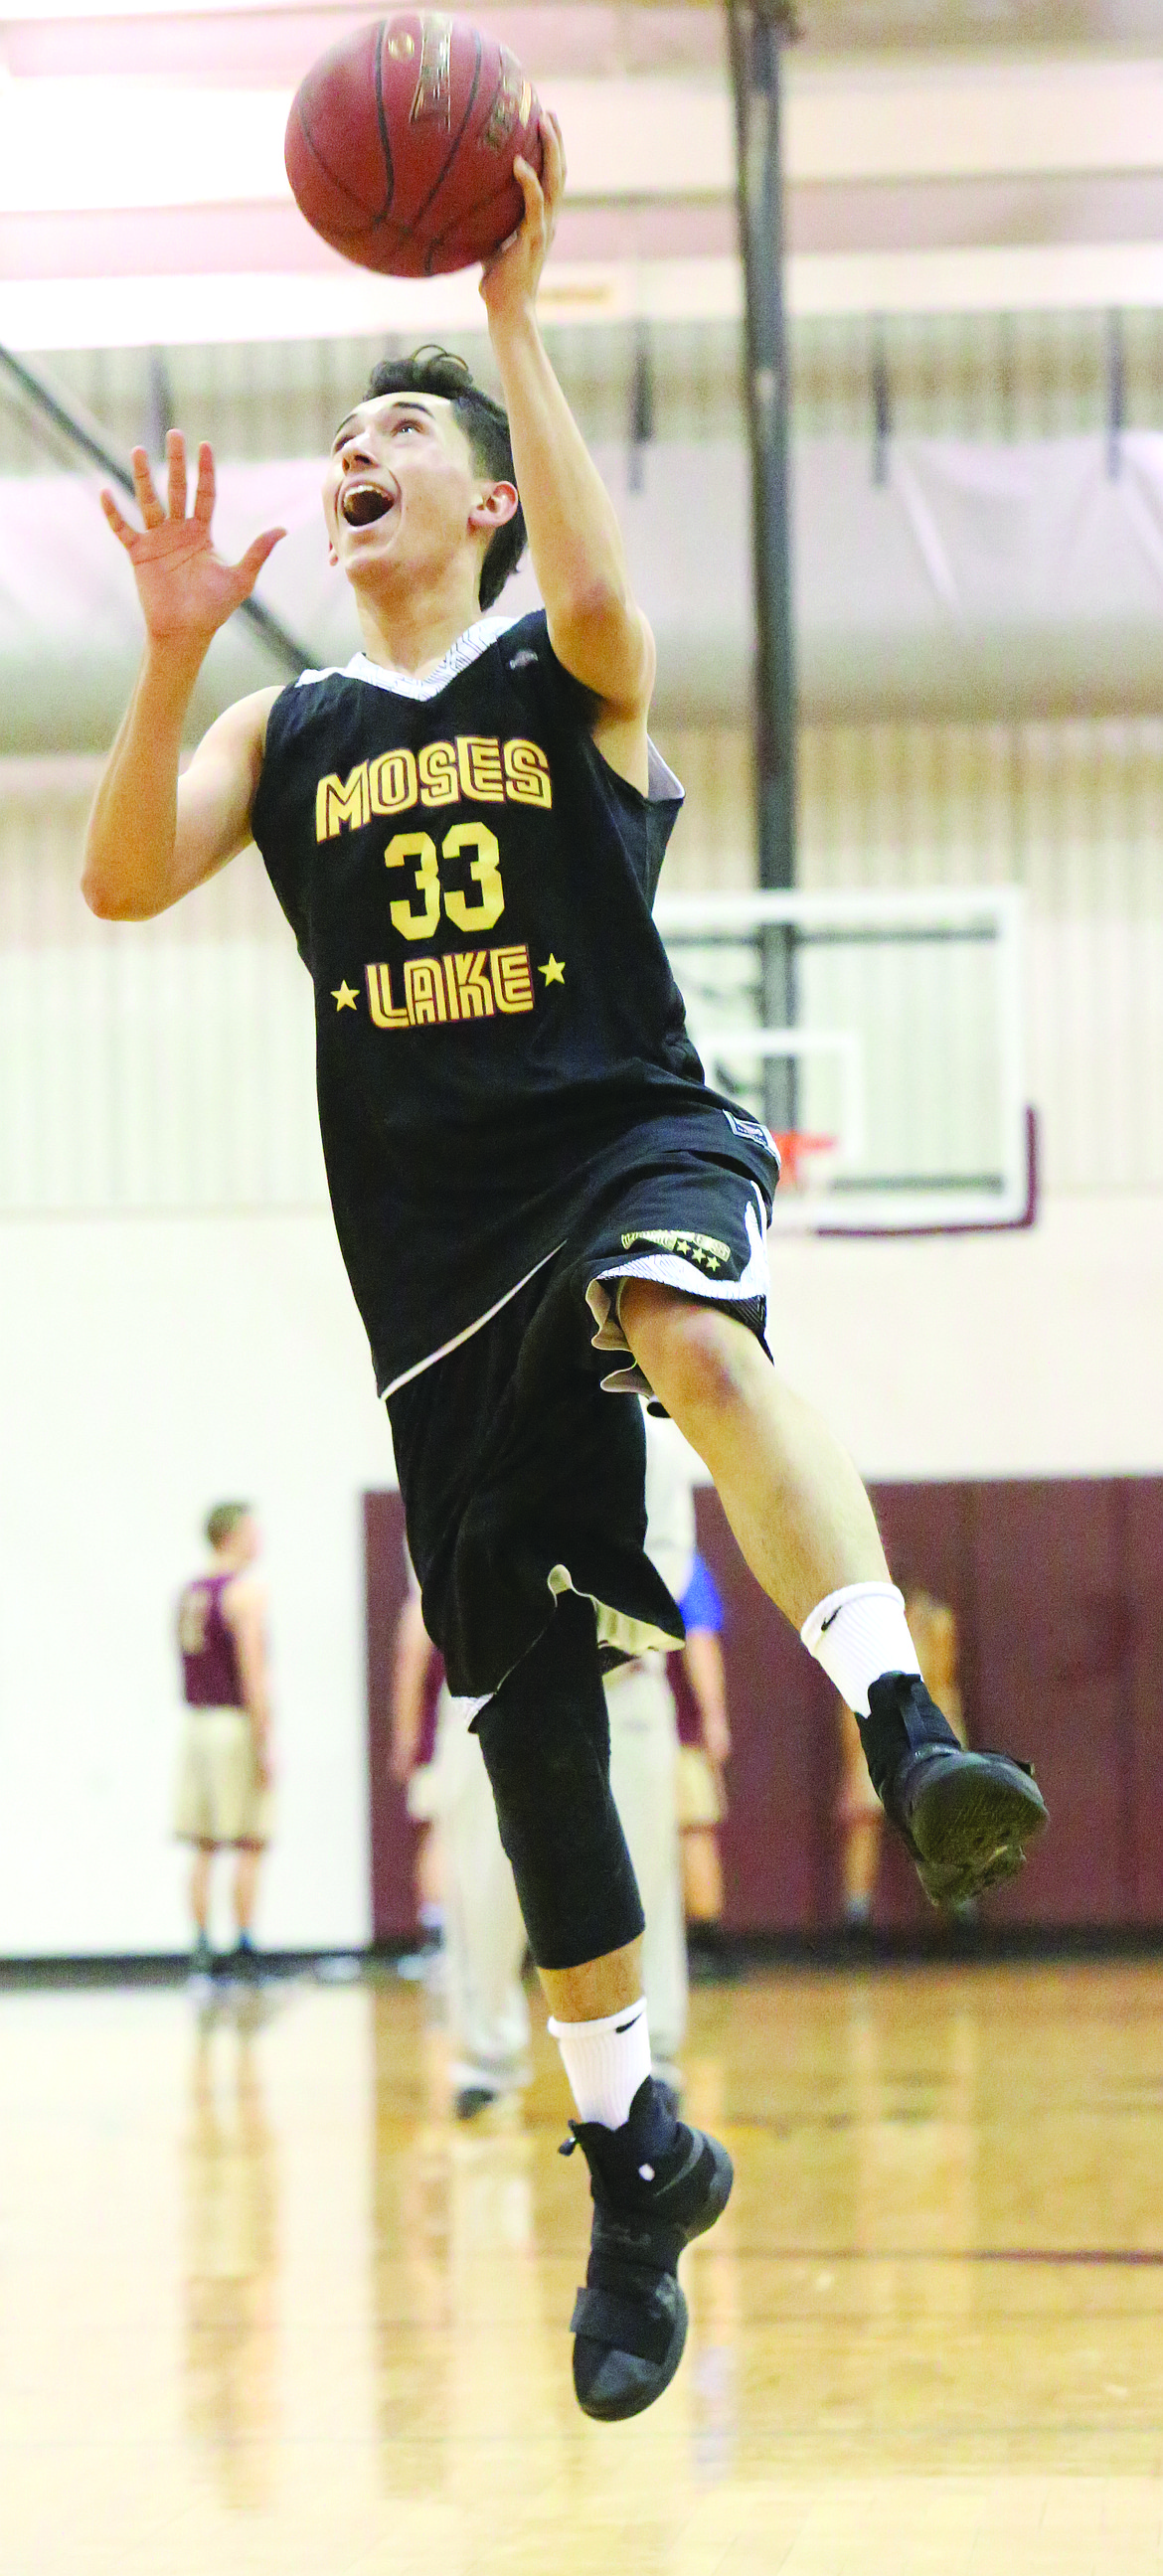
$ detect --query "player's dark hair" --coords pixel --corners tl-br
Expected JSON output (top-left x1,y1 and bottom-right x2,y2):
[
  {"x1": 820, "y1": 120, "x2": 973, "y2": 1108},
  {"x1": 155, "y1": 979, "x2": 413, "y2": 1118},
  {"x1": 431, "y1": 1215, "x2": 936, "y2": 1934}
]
[
  {"x1": 361, "y1": 347, "x2": 526, "y2": 611},
  {"x1": 205, "y1": 1501, "x2": 251, "y2": 1551}
]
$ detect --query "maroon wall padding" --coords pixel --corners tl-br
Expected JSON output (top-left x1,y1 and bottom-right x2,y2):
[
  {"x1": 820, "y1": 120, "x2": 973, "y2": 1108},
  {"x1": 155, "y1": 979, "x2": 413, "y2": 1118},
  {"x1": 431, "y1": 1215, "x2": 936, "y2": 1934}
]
[
  {"x1": 366, "y1": 1477, "x2": 1163, "y2": 1939},
  {"x1": 698, "y1": 1476, "x2": 1163, "y2": 1933},
  {"x1": 1129, "y1": 1481, "x2": 1163, "y2": 1917}
]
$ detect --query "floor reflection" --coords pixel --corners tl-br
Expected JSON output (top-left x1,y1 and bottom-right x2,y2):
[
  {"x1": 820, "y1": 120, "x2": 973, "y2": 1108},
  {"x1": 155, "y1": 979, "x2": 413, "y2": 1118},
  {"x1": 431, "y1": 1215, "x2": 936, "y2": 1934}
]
[
  {"x1": 370, "y1": 1991, "x2": 570, "y2": 2509},
  {"x1": 182, "y1": 1988, "x2": 278, "y2": 2505},
  {"x1": 5, "y1": 1962, "x2": 1158, "y2": 2569}
]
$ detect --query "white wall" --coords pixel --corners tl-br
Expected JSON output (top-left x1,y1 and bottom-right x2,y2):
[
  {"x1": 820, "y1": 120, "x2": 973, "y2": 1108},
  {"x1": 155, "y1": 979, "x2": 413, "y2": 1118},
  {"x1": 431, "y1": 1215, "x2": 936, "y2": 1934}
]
[
  {"x1": 0, "y1": 1209, "x2": 390, "y2": 1956},
  {"x1": 766, "y1": 1191, "x2": 1163, "y2": 1484}
]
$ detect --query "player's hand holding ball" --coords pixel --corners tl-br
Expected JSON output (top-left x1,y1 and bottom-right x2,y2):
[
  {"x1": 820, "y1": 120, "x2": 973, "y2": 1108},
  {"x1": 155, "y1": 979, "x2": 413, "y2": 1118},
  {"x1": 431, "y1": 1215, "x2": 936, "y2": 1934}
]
[
  {"x1": 285, "y1": 10, "x2": 556, "y2": 283},
  {"x1": 478, "y1": 111, "x2": 564, "y2": 324}
]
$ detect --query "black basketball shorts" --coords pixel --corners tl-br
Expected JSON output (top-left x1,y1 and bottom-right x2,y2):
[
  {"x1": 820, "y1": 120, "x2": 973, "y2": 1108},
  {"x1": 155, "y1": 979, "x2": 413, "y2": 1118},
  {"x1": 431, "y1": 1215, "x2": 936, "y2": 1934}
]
[{"x1": 387, "y1": 1140, "x2": 777, "y2": 1700}]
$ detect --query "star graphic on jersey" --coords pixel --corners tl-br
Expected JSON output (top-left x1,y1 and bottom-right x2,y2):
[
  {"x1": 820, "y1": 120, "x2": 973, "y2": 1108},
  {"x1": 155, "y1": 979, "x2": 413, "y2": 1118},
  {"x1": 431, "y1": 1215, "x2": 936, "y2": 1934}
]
[
  {"x1": 332, "y1": 980, "x2": 359, "y2": 1011},
  {"x1": 539, "y1": 955, "x2": 566, "y2": 986}
]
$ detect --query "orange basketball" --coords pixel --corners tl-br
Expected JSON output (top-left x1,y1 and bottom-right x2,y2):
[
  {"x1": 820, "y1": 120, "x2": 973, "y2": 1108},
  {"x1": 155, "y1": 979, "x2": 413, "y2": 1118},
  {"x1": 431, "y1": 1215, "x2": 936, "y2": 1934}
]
[{"x1": 285, "y1": 11, "x2": 544, "y2": 278}]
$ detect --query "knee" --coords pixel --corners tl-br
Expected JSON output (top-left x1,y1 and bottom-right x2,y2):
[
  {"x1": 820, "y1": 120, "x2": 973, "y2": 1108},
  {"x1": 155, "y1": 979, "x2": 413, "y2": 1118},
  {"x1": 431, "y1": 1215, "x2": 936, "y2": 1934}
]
[
  {"x1": 473, "y1": 1622, "x2": 643, "y2": 1971},
  {"x1": 619, "y1": 1283, "x2": 760, "y2": 1424}
]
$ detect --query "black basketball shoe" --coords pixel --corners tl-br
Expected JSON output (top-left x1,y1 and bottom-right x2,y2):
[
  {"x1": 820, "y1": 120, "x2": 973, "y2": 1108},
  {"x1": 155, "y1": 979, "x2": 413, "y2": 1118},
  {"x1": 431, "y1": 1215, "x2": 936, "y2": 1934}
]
[
  {"x1": 454, "y1": 2084, "x2": 500, "y2": 2121},
  {"x1": 862, "y1": 1672, "x2": 1048, "y2": 1907},
  {"x1": 562, "y1": 2075, "x2": 733, "y2": 2422}
]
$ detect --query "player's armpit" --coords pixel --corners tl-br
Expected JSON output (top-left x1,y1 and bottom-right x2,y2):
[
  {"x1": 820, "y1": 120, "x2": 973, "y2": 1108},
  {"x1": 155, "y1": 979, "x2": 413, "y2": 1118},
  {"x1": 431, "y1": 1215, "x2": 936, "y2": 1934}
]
[
  {"x1": 172, "y1": 688, "x2": 280, "y2": 899},
  {"x1": 550, "y1": 600, "x2": 656, "y2": 794}
]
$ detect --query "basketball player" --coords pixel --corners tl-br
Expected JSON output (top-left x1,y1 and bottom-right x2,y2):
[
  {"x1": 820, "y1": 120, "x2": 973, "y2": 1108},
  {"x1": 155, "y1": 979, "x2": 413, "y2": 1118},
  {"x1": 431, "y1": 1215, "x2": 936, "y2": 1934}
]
[
  {"x1": 389, "y1": 1574, "x2": 446, "y2": 1977},
  {"x1": 672, "y1": 1552, "x2": 736, "y2": 1979},
  {"x1": 393, "y1": 1407, "x2": 694, "y2": 2119},
  {"x1": 84, "y1": 115, "x2": 1046, "y2": 2419},
  {"x1": 175, "y1": 1504, "x2": 273, "y2": 1978}
]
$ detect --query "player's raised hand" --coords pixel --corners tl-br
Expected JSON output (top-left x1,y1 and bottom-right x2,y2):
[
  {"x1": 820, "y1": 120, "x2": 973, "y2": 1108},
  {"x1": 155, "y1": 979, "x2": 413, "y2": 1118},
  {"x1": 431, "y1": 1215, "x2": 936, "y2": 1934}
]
[
  {"x1": 479, "y1": 110, "x2": 564, "y2": 321},
  {"x1": 99, "y1": 429, "x2": 285, "y2": 653}
]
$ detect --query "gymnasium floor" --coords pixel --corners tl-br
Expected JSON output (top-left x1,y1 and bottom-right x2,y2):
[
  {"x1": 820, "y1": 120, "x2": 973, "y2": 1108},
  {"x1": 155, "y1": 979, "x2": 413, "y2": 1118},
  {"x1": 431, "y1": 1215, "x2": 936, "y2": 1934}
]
[{"x1": 4, "y1": 1961, "x2": 1163, "y2": 2575}]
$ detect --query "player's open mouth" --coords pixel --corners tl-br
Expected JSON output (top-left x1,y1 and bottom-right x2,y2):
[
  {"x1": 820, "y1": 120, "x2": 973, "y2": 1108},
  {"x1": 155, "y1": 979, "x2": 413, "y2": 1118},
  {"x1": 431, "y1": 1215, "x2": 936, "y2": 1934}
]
[{"x1": 341, "y1": 481, "x2": 396, "y2": 528}]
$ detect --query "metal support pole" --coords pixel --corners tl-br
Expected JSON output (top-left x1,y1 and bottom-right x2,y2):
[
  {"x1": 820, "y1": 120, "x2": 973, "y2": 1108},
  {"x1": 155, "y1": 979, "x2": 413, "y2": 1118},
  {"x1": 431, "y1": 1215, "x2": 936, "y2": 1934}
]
[
  {"x1": 0, "y1": 341, "x2": 313, "y2": 678},
  {"x1": 627, "y1": 318, "x2": 655, "y2": 497},
  {"x1": 145, "y1": 348, "x2": 176, "y2": 459},
  {"x1": 1106, "y1": 307, "x2": 1125, "y2": 483},
  {"x1": 728, "y1": 0, "x2": 799, "y2": 1135},
  {"x1": 872, "y1": 319, "x2": 892, "y2": 486}
]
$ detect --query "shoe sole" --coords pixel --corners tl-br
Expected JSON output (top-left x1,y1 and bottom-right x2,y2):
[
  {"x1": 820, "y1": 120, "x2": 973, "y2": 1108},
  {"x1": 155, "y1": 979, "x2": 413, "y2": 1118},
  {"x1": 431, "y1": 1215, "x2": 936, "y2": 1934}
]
[
  {"x1": 907, "y1": 1760, "x2": 1048, "y2": 1907},
  {"x1": 575, "y1": 2140, "x2": 735, "y2": 2423}
]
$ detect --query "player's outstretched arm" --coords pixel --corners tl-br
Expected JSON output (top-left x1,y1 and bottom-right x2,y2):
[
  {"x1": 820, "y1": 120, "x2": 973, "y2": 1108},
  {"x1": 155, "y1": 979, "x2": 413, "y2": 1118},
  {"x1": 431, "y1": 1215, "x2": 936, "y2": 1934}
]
[
  {"x1": 480, "y1": 116, "x2": 655, "y2": 736},
  {"x1": 83, "y1": 432, "x2": 284, "y2": 920}
]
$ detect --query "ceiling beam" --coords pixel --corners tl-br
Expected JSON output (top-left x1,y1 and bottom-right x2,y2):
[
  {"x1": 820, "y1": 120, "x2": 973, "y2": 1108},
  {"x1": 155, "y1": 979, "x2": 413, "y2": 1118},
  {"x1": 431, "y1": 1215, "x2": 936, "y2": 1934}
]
[{"x1": 6, "y1": 58, "x2": 1163, "y2": 225}]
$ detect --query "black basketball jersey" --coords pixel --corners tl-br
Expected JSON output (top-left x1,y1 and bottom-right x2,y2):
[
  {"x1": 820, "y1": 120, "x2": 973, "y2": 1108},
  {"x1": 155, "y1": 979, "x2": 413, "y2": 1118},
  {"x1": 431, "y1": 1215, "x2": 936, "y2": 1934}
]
[{"x1": 250, "y1": 608, "x2": 772, "y2": 1395}]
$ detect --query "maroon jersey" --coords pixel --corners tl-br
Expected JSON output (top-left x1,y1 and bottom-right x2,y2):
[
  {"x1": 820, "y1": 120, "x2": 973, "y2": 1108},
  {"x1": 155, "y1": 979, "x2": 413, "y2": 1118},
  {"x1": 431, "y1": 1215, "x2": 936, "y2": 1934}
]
[{"x1": 177, "y1": 1572, "x2": 245, "y2": 1708}]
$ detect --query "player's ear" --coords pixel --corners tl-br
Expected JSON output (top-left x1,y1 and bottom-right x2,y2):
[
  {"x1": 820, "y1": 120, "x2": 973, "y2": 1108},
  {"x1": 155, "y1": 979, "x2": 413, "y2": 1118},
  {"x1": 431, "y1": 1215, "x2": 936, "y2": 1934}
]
[{"x1": 470, "y1": 480, "x2": 519, "y2": 533}]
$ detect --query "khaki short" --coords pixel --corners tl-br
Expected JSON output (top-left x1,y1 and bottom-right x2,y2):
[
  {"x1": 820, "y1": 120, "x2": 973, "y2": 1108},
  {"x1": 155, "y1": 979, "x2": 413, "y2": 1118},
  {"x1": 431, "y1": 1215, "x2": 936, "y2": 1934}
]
[
  {"x1": 676, "y1": 1743, "x2": 726, "y2": 1830},
  {"x1": 174, "y1": 1707, "x2": 272, "y2": 1848},
  {"x1": 406, "y1": 1759, "x2": 443, "y2": 1825}
]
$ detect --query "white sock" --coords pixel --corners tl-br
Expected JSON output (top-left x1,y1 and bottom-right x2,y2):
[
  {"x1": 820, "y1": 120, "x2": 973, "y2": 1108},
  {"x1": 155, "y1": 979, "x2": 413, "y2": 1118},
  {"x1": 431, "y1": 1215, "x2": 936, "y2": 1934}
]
[
  {"x1": 800, "y1": 1582, "x2": 921, "y2": 1718},
  {"x1": 548, "y1": 1998, "x2": 652, "y2": 2129}
]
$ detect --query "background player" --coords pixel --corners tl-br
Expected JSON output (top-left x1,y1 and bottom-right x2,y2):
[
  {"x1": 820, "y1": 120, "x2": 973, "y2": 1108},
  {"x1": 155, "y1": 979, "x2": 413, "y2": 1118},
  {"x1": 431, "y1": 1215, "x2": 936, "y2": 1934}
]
[
  {"x1": 389, "y1": 1575, "x2": 446, "y2": 1980},
  {"x1": 175, "y1": 1504, "x2": 273, "y2": 1979},
  {"x1": 85, "y1": 114, "x2": 1045, "y2": 2420},
  {"x1": 672, "y1": 1550, "x2": 736, "y2": 1979},
  {"x1": 392, "y1": 1407, "x2": 695, "y2": 2117}
]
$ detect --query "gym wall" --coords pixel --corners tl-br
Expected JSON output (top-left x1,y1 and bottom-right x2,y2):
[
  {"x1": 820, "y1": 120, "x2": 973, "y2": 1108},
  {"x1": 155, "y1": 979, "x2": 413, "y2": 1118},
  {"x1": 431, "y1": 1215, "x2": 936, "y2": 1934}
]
[
  {"x1": 2, "y1": 475, "x2": 1163, "y2": 1952},
  {"x1": 364, "y1": 1473, "x2": 1163, "y2": 1939}
]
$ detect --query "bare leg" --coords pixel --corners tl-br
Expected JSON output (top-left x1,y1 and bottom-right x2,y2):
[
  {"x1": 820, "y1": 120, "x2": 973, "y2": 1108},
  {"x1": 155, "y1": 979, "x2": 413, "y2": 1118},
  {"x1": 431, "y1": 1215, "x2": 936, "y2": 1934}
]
[
  {"x1": 838, "y1": 1699, "x2": 882, "y2": 1915},
  {"x1": 682, "y1": 1828, "x2": 724, "y2": 1924},
  {"x1": 842, "y1": 1812, "x2": 883, "y2": 1914},
  {"x1": 415, "y1": 1821, "x2": 442, "y2": 1913},
  {"x1": 539, "y1": 1935, "x2": 642, "y2": 2023},
  {"x1": 191, "y1": 1843, "x2": 213, "y2": 1936},
  {"x1": 233, "y1": 1844, "x2": 260, "y2": 1937},
  {"x1": 617, "y1": 1282, "x2": 888, "y2": 1631},
  {"x1": 617, "y1": 1285, "x2": 1048, "y2": 1916},
  {"x1": 545, "y1": 1295, "x2": 884, "y2": 2023}
]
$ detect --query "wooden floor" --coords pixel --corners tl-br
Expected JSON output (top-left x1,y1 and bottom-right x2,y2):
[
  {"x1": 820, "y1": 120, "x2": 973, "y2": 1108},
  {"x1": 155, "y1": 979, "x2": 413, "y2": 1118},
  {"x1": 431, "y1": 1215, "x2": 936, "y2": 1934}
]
[{"x1": 4, "y1": 1961, "x2": 1163, "y2": 2574}]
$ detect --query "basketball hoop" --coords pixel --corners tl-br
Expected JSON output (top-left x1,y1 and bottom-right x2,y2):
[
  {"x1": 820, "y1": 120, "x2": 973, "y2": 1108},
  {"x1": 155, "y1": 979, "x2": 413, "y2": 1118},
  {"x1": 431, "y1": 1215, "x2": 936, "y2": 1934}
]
[{"x1": 772, "y1": 1131, "x2": 837, "y2": 1190}]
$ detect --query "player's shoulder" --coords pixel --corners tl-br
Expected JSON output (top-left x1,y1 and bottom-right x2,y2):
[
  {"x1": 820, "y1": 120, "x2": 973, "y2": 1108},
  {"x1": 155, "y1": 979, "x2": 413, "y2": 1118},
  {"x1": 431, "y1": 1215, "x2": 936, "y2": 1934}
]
[
  {"x1": 495, "y1": 605, "x2": 550, "y2": 669},
  {"x1": 262, "y1": 663, "x2": 351, "y2": 747},
  {"x1": 191, "y1": 686, "x2": 281, "y2": 784},
  {"x1": 249, "y1": 685, "x2": 283, "y2": 741},
  {"x1": 221, "y1": 1569, "x2": 264, "y2": 1625},
  {"x1": 496, "y1": 606, "x2": 603, "y2": 735}
]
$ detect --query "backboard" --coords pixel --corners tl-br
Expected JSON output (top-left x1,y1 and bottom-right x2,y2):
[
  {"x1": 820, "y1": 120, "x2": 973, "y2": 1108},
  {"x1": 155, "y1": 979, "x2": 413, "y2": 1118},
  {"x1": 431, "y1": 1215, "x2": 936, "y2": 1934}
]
[{"x1": 655, "y1": 886, "x2": 1033, "y2": 1235}]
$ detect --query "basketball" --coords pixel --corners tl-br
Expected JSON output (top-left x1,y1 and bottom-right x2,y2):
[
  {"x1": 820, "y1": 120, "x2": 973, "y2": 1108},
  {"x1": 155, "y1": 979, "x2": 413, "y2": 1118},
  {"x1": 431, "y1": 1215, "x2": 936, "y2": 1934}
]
[{"x1": 285, "y1": 12, "x2": 545, "y2": 278}]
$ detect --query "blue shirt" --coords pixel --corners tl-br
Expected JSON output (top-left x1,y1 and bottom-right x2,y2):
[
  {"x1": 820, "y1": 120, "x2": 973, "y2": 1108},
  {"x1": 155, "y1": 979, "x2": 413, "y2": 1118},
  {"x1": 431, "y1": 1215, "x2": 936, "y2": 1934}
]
[{"x1": 679, "y1": 1553, "x2": 724, "y2": 1637}]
